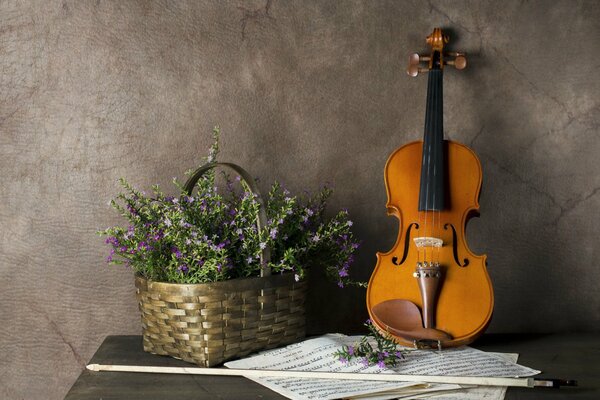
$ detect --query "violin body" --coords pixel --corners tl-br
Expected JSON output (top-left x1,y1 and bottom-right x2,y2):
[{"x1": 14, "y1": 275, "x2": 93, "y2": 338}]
[
  {"x1": 366, "y1": 140, "x2": 493, "y2": 347},
  {"x1": 366, "y1": 28, "x2": 493, "y2": 348}
]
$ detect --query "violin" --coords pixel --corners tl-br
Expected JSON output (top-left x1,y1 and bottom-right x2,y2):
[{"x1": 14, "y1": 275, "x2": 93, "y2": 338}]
[{"x1": 366, "y1": 28, "x2": 493, "y2": 348}]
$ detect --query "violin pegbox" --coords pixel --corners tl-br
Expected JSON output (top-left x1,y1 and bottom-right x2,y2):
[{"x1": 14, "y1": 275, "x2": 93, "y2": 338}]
[{"x1": 406, "y1": 28, "x2": 467, "y2": 77}]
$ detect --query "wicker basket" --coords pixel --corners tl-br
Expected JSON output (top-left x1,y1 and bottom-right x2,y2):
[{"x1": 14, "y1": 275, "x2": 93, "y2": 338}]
[{"x1": 134, "y1": 162, "x2": 307, "y2": 367}]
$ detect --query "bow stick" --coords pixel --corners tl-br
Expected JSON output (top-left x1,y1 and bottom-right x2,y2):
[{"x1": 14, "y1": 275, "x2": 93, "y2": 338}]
[{"x1": 86, "y1": 364, "x2": 576, "y2": 388}]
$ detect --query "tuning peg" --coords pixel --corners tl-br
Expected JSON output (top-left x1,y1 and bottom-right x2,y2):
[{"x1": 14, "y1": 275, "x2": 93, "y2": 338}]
[
  {"x1": 445, "y1": 52, "x2": 467, "y2": 70},
  {"x1": 406, "y1": 64, "x2": 429, "y2": 77},
  {"x1": 407, "y1": 53, "x2": 431, "y2": 77},
  {"x1": 408, "y1": 53, "x2": 431, "y2": 66}
]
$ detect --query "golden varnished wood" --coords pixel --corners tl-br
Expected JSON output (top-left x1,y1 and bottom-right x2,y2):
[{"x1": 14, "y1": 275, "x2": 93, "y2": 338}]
[{"x1": 366, "y1": 140, "x2": 494, "y2": 347}]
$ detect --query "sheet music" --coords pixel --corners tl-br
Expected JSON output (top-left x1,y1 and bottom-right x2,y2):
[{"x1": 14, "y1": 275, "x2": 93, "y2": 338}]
[
  {"x1": 227, "y1": 334, "x2": 435, "y2": 400},
  {"x1": 225, "y1": 334, "x2": 539, "y2": 400},
  {"x1": 387, "y1": 343, "x2": 538, "y2": 378},
  {"x1": 351, "y1": 353, "x2": 519, "y2": 400}
]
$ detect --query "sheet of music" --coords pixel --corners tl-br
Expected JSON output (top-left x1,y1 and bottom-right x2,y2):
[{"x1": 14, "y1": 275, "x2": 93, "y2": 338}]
[
  {"x1": 225, "y1": 334, "x2": 539, "y2": 400},
  {"x1": 347, "y1": 353, "x2": 520, "y2": 400}
]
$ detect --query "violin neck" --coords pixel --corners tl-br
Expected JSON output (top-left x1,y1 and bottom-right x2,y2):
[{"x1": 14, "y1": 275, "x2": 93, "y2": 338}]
[{"x1": 418, "y1": 67, "x2": 446, "y2": 212}]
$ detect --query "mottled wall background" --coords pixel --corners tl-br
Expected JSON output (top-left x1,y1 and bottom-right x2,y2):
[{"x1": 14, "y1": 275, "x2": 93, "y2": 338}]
[{"x1": 1, "y1": 0, "x2": 598, "y2": 398}]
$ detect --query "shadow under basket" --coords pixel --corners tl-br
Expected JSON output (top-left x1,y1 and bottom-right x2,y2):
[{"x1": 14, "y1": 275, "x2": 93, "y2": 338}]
[{"x1": 135, "y1": 273, "x2": 307, "y2": 367}]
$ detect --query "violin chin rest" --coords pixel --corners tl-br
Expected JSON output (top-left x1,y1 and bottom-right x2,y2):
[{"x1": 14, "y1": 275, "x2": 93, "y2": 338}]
[{"x1": 371, "y1": 299, "x2": 452, "y2": 342}]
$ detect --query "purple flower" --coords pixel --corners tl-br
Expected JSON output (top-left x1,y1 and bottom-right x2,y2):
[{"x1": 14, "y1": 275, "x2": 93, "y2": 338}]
[
  {"x1": 339, "y1": 357, "x2": 348, "y2": 365},
  {"x1": 125, "y1": 225, "x2": 134, "y2": 238},
  {"x1": 395, "y1": 351, "x2": 404, "y2": 359},
  {"x1": 216, "y1": 242, "x2": 226, "y2": 250},
  {"x1": 152, "y1": 231, "x2": 164, "y2": 241},
  {"x1": 361, "y1": 358, "x2": 369, "y2": 367},
  {"x1": 338, "y1": 268, "x2": 349, "y2": 277},
  {"x1": 337, "y1": 281, "x2": 344, "y2": 288},
  {"x1": 259, "y1": 242, "x2": 267, "y2": 250},
  {"x1": 105, "y1": 236, "x2": 119, "y2": 246},
  {"x1": 177, "y1": 264, "x2": 189, "y2": 273},
  {"x1": 164, "y1": 218, "x2": 172, "y2": 227},
  {"x1": 377, "y1": 360, "x2": 386, "y2": 369},
  {"x1": 347, "y1": 220, "x2": 353, "y2": 227},
  {"x1": 348, "y1": 346, "x2": 354, "y2": 356},
  {"x1": 107, "y1": 248, "x2": 115, "y2": 258},
  {"x1": 247, "y1": 256, "x2": 254, "y2": 264},
  {"x1": 269, "y1": 228, "x2": 278, "y2": 239},
  {"x1": 171, "y1": 246, "x2": 182, "y2": 258}
]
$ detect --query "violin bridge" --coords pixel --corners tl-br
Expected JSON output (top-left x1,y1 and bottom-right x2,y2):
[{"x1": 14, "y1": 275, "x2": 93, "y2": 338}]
[{"x1": 413, "y1": 236, "x2": 443, "y2": 248}]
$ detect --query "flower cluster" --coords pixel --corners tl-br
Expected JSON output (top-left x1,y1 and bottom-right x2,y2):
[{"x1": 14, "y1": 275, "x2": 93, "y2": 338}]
[
  {"x1": 333, "y1": 320, "x2": 405, "y2": 368},
  {"x1": 100, "y1": 128, "x2": 364, "y2": 287}
]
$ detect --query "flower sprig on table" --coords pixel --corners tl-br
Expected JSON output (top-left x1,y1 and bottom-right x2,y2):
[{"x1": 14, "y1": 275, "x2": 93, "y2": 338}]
[
  {"x1": 99, "y1": 127, "x2": 366, "y2": 287},
  {"x1": 334, "y1": 320, "x2": 405, "y2": 368}
]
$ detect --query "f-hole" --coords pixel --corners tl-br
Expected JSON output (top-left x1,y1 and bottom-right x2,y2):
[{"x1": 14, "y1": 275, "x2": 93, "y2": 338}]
[
  {"x1": 392, "y1": 223, "x2": 419, "y2": 266},
  {"x1": 444, "y1": 223, "x2": 469, "y2": 267}
]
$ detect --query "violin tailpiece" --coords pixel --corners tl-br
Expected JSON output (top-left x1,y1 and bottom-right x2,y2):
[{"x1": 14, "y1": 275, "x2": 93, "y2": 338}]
[{"x1": 414, "y1": 262, "x2": 442, "y2": 329}]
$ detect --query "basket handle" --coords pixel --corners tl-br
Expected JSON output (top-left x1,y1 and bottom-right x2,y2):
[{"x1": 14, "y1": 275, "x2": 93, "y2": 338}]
[{"x1": 183, "y1": 162, "x2": 271, "y2": 277}]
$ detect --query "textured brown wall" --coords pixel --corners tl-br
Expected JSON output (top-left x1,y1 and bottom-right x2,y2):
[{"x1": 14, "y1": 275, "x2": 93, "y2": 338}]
[{"x1": 1, "y1": 0, "x2": 598, "y2": 398}]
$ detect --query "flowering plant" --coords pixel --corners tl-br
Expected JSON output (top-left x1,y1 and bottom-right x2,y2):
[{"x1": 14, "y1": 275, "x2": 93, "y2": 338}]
[
  {"x1": 334, "y1": 320, "x2": 405, "y2": 368},
  {"x1": 100, "y1": 128, "x2": 363, "y2": 287}
]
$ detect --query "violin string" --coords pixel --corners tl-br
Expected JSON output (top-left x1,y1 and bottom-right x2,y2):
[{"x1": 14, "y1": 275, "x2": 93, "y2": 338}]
[
  {"x1": 423, "y1": 71, "x2": 434, "y2": 265},
  {"x1": 437, "y1": 68, "x2": 444, "y2": 266},
  {"x1": 437, "y1": 211, "x2": 441, "y2": 265},
  {"x1": 434, "y1": 70, "x2": 444, "y2": 263},
  {"x1": 428, "y1": 71, "x2": 439, "y2": 265},
  {"x1": 417, "y1": 211, "x2": 422, "y2": 264},
  {"x1": 434, "y1": 69, "x2": 442, "y2": 266}
]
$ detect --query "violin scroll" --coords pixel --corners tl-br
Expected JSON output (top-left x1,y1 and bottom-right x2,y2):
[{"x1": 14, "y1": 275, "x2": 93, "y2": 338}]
[{"x1": 406, "y1": 28, "x2": 468, "y2": 77}]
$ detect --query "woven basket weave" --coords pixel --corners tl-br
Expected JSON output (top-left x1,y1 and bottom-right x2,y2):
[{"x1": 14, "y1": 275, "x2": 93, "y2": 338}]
[{"x1": 134, "y1": 162, "x2": 307, "y2": 367}]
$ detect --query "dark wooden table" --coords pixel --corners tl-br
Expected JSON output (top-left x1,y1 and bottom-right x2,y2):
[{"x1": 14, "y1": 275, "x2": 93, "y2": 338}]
[{"x1": 65, "y1": 334, "x2": 599, "y2": 399}]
